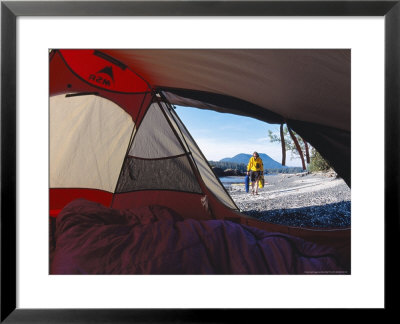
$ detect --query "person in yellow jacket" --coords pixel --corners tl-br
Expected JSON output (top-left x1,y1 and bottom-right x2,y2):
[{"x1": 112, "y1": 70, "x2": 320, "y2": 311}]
[{"x1": 247, "y1": 151, "x2": 264, "y2": 195}]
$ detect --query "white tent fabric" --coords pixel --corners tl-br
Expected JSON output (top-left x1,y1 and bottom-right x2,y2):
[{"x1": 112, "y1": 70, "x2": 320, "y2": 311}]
[{"x1": 50, "y1": 94, "x2": 134, "y2": 192}]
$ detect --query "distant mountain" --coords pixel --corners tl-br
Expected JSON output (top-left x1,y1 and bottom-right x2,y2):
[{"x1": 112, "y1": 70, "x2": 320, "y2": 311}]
[{"x1": 220, "y1": 153, "x2": 286, "y2": 169}]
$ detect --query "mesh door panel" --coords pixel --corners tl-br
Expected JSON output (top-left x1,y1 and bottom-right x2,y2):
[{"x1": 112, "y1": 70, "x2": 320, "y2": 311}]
[{"x1": 115, "y1": 155, "x2": 202, "y2": 193}]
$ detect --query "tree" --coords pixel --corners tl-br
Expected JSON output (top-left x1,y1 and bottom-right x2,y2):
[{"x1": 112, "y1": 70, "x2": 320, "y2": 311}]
[
  {"x1": 268, "y1": 124, "x2": 310, "y2": 170},
  {"x1": 268, "y1": 124, "x2": 331, "y2": 172},
  {"x1": 308, "y1": 148, "x2": 331, "y2": 172}
]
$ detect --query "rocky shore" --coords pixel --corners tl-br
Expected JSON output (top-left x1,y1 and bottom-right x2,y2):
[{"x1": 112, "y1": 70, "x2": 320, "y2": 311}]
[{"x1": 225, "y1": 171, "x2": 351, "y2": 228}]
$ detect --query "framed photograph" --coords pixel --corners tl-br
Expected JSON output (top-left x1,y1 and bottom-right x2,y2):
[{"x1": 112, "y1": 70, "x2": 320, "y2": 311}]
[{"x1": 1, "y1": 0, "x2": 398, "y2": 321}]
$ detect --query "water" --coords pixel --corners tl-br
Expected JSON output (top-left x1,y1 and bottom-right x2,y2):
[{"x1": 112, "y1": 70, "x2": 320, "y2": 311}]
[
  {"x1": 219, "y1": 174, "x2": 279, "y2": 188},
  {"x1": 219, "y1": 176, "x2": 245, "y2": 184},
  {"x1": 219, "y1": 174, "x2": 276, "y2": 184}
]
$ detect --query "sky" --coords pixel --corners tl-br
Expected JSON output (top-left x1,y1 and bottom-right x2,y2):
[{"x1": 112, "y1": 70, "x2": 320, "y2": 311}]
[{"x1": 175, "y1": 106, "x2": 303, "y2": 167}]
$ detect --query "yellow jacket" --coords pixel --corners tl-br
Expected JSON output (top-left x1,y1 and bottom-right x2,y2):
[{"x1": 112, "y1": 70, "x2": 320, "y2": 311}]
[{"x1": 247, "y1": 157, "x2": 264, "y2": 172}]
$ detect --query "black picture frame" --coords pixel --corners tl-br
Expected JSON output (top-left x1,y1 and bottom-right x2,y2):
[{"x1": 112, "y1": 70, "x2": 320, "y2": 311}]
[{"x1": 1, "y1": 0, "x2": 398, "y2": 322}]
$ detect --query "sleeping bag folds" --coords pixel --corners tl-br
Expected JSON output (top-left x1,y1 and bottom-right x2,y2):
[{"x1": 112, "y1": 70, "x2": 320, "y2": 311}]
[{"x1": 50, "y1": 199, "x2": 348, "y2": 275}]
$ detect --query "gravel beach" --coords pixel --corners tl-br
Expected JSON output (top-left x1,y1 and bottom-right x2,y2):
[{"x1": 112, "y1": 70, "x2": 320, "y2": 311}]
[{"x1": 224, "y1": 171, "x2": 351, "y2": 228}]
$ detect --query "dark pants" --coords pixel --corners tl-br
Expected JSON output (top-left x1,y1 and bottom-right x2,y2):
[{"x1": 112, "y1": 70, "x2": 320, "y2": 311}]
[{"x1": 250, "y1": 171, "x2": 262, "y2": 182}]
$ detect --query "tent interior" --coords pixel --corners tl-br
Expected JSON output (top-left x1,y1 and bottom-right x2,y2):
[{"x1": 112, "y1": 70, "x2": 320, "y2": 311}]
[{"x1": 49, "y1": 49, "x2": 351, "y2": 274}]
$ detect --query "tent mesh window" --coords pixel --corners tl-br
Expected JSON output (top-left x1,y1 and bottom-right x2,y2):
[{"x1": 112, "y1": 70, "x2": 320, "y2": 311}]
[
  {"x1": 114, "y1": 102, "x2": 202, "y2": 194},
  {"x1": 115, "y1": 155, "x2": 202, "y2": 193}
]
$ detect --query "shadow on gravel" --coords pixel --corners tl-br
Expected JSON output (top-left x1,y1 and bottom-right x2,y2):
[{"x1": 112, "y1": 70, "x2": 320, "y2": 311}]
[{"x1": 243, "y1": 201, "x2": 351, "y2": 228}]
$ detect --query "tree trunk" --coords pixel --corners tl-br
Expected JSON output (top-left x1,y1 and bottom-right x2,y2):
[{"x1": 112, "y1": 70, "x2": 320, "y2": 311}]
[
  {"x1": 280, "y1": 123, "x2": 286, "y2": 166},
  {"x1": 302, "y1": 136, "x2": 310, "y2": 164},
  {"x1": 288, "y1": 126, "x2": 306, "y2": 170}
]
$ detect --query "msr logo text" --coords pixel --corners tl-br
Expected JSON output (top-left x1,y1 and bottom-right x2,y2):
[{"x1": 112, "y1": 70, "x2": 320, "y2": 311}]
[{"x1": 88, "y1": 75, "x2": 111, "y2": 87}]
